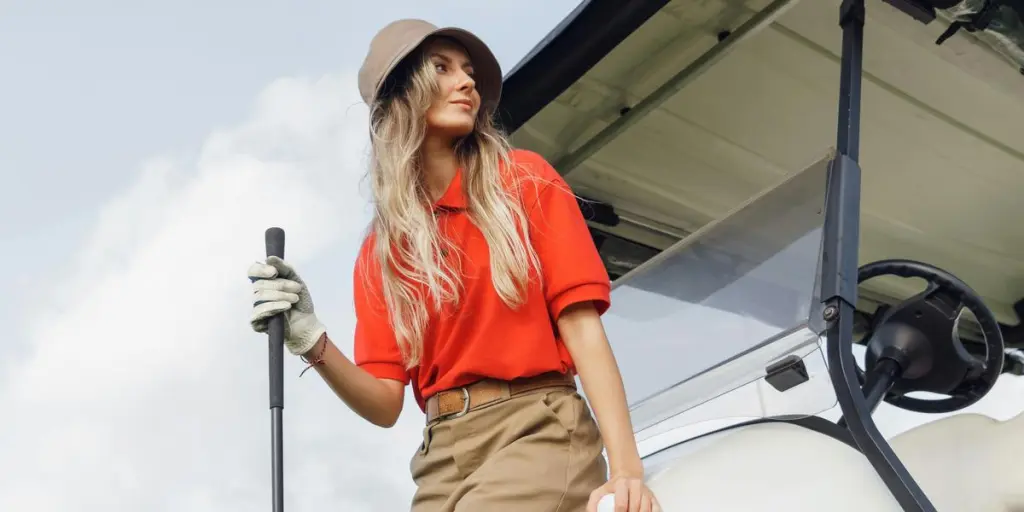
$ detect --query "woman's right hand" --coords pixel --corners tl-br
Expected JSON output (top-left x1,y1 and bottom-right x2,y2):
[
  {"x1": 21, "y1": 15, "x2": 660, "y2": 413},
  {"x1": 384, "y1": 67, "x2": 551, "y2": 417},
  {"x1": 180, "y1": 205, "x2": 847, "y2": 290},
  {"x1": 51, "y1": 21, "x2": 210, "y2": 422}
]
[
  {"x1": 249, "y1": 257, "x2": 407, "y2": 427},
  {"x1": 248, "y1": 255, "x2": 327, "y2": 356}
]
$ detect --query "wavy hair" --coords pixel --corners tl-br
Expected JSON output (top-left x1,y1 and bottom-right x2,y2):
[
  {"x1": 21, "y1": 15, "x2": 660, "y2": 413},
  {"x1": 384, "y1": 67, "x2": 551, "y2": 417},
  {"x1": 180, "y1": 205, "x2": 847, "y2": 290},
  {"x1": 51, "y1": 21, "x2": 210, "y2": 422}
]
[{"x1": 364, "y1": 45, "x2": 542, "y2": 368}]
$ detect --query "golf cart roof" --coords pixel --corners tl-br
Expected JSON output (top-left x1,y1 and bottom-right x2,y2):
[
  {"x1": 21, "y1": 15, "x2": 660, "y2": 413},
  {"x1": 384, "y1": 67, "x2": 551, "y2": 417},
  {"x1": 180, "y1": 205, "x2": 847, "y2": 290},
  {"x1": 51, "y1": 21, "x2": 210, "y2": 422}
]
[{"x1": 497, "y1": 0, "x2": 1024, "y2": 351}]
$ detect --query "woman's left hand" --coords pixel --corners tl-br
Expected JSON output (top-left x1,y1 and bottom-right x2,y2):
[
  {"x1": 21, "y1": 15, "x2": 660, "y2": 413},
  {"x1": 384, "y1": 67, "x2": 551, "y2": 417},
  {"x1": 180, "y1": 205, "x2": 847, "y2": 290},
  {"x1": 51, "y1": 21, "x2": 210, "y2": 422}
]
[{"x1": 587, "y1": 473, "x2": 661, "y2": 512}]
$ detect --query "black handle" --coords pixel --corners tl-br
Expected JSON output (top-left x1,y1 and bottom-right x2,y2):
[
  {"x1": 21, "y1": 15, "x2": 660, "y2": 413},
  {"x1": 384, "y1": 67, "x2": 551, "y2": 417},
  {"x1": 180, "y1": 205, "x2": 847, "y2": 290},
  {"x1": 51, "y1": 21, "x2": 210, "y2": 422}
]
[
  {"x1": 265, "y1": 227, "x2": 285, "y2": 260},
  {"x1": 264, "y1": 227, "x2": 286, "y2": 512},
  {"x1": 265, "y1": 227, "x2": 285, "y2": 410}
]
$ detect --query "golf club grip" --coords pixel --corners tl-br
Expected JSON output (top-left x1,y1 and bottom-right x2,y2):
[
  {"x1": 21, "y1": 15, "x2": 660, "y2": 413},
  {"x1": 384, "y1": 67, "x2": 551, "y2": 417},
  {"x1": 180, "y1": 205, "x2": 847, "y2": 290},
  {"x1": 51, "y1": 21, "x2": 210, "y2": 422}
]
[{"x1": 265, "y1": 227, "x2": 285, "y2": 410}]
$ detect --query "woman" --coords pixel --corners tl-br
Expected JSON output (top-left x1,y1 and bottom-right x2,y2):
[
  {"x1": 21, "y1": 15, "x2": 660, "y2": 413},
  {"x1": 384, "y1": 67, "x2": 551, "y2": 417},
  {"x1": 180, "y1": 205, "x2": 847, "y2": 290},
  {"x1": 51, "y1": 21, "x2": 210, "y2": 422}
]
[{"x1": 248, "y1": 19, "x2": 661, "y2": 512}]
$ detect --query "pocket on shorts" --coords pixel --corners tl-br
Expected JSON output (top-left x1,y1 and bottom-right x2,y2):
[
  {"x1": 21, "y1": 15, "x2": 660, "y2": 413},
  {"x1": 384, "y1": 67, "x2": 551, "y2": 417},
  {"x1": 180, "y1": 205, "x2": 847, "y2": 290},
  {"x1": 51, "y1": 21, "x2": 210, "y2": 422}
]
[
  {"x1": 409, "y1": 422, "x2": 436, "y2": 476},
  {"x1": 534, "y1": 388, "x2": 583, "y2": 435}
]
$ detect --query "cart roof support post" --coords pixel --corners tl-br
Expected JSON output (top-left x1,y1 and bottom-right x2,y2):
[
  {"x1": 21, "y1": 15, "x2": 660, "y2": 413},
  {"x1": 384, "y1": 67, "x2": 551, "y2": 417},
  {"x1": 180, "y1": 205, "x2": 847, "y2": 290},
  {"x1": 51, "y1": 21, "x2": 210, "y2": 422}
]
[{"x1": 820, "y1": 1, "x2": 937, "y2": 510}]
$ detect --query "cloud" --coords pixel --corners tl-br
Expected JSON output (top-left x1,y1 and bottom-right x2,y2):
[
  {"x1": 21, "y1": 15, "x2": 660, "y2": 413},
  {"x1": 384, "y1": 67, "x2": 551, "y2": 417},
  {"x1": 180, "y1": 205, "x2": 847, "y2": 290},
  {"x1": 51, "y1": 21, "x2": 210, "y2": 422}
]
[{"x1": 0, "y1": 72, "x2": 426, "y2": 511}]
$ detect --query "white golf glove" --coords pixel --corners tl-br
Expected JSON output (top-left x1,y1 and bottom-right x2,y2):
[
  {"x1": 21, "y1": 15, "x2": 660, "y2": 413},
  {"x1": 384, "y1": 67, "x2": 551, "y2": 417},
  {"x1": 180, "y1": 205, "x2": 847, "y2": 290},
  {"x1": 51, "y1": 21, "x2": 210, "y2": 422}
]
[{"x1": 248, "y1": 256, "x2": 327, "y2": 356}]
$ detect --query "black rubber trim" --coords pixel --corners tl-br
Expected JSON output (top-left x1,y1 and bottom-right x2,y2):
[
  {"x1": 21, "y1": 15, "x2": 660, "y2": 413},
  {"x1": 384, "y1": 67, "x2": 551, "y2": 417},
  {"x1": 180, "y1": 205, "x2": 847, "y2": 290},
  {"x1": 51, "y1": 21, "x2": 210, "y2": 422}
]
[
  {"x1": 495, "y1": 0, "x2": 671, "y2": 133},
  {"x1": 750, "y1": 415, "x2": 858, "y2": 449},
  {"x1": 644, "y1": 415, "x2": 859, "y2": 462}
]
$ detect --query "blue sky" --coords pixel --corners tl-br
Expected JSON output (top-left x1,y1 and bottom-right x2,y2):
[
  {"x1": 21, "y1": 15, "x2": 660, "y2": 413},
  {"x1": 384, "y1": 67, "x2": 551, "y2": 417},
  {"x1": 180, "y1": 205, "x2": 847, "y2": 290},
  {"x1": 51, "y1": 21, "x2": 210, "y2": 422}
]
[{"x1": 2, "y1": 1, "x2": 1022, "y2": 511}]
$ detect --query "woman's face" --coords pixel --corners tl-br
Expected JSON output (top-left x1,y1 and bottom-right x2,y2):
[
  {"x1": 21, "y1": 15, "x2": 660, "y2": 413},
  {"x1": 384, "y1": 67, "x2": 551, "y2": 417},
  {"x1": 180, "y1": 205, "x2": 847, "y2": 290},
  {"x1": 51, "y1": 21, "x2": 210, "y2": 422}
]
[{"x1": 423, "y1": 38, "x2": 480, "y2": 140}]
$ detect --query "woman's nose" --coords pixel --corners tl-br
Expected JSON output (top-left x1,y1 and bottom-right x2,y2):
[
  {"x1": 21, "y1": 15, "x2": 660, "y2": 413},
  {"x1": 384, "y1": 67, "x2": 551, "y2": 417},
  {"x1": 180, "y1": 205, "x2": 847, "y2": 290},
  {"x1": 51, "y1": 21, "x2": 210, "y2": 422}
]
[{"x1": 456, "y1": 71, "x2": 475, "y2": 91}]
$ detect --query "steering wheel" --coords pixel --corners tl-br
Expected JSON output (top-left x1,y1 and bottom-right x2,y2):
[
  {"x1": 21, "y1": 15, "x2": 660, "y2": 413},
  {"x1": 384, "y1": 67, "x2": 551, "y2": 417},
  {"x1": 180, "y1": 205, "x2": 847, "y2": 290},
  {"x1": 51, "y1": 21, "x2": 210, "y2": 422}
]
[{"x1": 857, "y1": 259, "x2": 1004, "y2": 413}]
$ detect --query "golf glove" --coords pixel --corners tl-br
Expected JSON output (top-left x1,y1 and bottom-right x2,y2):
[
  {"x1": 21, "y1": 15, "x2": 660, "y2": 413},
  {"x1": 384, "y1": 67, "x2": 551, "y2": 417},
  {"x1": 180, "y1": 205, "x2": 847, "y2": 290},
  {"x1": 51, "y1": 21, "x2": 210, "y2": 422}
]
[{"x1": 248, "y1": 256, "x2": 327, "y2": 356}]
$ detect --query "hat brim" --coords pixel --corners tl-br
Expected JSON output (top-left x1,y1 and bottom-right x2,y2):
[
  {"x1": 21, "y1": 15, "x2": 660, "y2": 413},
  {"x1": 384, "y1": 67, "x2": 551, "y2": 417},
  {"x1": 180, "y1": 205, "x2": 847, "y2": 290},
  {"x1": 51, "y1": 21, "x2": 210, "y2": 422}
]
[{"x1": 373, "y1": 26, "x2": 503, "y2": 113}]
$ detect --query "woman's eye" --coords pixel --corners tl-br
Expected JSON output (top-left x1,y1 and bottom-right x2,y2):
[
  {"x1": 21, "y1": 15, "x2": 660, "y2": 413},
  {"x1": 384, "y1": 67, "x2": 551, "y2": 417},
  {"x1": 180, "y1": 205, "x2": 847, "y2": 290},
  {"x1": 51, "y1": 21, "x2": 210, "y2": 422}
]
[{"x1": 434, "y1": 63, "x2": 447, "y2": 73}]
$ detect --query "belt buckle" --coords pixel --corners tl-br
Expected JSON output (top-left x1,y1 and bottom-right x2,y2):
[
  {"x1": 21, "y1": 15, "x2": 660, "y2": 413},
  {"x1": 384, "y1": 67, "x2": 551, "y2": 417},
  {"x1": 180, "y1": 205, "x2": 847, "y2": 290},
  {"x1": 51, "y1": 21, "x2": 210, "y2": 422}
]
[{"x1": 440, "y1": 387, "x2": 471, "y2": 420}]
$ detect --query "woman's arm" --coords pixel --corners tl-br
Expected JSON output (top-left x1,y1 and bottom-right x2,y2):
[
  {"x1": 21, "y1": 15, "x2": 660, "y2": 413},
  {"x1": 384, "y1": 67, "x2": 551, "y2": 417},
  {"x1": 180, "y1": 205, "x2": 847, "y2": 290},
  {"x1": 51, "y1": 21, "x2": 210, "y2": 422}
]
[
  {"x1": 558, "y1": 301, "x2": 643, "y2": 477},
  {"x1": 559, "y1": 301, "x2": 660, "y2": 512},
  {"x1": 511, "y1": 149, "x2": 658, "y2": 509},
  {"x1": 249, "y1": 255, "x2": 406, "y2": 428},
  {"x1": 301, "y1": 333, "x2": 406, "y2": 428}
]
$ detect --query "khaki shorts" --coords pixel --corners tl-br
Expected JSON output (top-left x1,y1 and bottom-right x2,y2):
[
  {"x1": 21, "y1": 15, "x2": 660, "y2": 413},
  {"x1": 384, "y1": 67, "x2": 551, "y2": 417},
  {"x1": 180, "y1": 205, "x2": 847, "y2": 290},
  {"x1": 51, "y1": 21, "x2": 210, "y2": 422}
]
[{"x1": 409, "y1": 386, "x2": 609, "y2": 511}]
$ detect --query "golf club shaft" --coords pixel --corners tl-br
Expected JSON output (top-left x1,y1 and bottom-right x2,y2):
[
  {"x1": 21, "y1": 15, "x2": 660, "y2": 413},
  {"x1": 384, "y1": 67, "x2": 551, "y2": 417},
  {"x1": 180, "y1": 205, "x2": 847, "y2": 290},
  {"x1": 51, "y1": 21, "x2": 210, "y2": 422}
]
[{"x1": 265, "y1": 227, "x2": 286, "y2": 512}]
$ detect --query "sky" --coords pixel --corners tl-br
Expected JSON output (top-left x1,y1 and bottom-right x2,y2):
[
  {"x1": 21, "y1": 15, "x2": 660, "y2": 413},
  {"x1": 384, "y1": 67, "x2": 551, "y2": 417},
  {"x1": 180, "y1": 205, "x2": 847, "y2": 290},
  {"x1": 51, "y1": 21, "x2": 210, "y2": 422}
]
[
  {"x1": 2, "y1": 1, "x2": 1022, "y2": 511},
  {"x1": 0, "y1": 2, "x2": 584, "y2": 510}
]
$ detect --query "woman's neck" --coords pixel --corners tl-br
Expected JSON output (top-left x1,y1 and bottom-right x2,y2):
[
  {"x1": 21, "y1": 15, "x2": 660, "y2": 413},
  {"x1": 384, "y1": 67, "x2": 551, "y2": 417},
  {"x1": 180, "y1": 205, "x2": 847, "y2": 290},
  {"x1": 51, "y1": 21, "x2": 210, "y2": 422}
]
[{"x1": 421, "y1": 135, "x2": 459, "y2": 202}]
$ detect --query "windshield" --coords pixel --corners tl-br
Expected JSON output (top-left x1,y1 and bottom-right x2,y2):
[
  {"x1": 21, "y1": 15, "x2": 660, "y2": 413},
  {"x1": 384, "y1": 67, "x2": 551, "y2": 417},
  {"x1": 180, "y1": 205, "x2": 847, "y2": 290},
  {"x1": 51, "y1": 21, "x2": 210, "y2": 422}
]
[{"x1": 599, "y1": 149, "x2": 839, "y2": 436}]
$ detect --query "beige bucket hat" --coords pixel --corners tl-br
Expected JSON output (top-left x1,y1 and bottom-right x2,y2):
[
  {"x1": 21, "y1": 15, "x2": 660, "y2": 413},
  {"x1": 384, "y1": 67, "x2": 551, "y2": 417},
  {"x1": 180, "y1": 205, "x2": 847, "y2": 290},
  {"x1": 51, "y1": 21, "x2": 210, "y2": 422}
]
[{"x1": 357, "y1": 19, "x2": 503, "y2": 112}]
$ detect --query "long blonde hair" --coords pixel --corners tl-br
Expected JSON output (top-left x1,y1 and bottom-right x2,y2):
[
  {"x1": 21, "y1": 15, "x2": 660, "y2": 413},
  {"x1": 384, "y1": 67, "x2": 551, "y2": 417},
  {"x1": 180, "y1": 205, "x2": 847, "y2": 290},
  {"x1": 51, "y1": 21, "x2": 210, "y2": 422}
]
[{"x1": 364, "y1": 47, "x2": 542, "y2": 368}]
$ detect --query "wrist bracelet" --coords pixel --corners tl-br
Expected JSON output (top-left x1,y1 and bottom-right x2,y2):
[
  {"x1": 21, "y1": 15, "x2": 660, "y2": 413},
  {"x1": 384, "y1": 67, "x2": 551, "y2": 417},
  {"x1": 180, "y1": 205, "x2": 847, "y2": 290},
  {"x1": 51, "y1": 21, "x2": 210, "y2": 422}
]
[{"x1": 299, "y1": 332, "x2": 328, "y2": 377}]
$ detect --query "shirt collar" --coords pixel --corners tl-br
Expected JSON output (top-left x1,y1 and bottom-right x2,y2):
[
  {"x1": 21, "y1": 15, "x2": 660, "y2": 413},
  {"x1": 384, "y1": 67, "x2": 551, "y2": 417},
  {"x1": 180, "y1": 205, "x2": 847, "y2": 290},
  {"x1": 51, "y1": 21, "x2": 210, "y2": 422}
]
[{"x1": 432, "y1": 168, "x2": 467, "y2": 211}]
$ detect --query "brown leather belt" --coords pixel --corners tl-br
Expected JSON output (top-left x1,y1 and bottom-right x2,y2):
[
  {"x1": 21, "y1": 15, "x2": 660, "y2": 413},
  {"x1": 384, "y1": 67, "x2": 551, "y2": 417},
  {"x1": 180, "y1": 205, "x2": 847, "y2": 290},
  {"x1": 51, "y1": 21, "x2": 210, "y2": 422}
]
[{"x1": 424, "y1": 371, "x2": 576, "y2": 423}]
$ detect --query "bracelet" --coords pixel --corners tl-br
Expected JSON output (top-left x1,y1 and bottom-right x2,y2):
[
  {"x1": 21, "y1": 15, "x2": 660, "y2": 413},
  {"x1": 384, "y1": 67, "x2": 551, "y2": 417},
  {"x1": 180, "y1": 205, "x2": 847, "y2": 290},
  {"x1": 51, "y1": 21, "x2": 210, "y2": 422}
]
[{"x1": 299, "y1": 332, "x2": 328, "y2": 377}]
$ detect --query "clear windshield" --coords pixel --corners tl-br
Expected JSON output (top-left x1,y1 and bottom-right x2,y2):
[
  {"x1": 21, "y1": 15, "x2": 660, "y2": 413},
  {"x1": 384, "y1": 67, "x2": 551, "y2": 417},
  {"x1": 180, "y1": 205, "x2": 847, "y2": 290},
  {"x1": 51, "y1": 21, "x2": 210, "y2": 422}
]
[{"x1": 598, "y1": 149, "x2": 839, "y2": 438}]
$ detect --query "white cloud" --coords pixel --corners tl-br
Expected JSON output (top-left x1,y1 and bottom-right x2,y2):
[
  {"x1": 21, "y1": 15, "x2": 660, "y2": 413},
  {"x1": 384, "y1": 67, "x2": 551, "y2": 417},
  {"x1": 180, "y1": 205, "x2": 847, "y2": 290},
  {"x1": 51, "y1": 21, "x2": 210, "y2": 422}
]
[{"x1": 0, "y1": 72, "x2": 425, "y2": 511}]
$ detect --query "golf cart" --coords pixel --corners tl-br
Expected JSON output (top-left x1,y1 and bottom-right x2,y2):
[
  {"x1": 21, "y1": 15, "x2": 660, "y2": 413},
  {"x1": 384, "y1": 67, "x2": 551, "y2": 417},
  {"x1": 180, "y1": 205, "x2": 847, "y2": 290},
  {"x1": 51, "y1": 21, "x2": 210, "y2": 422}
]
[{"x1": 494, "y1": 0, "x2": 1024, "y2": 510}]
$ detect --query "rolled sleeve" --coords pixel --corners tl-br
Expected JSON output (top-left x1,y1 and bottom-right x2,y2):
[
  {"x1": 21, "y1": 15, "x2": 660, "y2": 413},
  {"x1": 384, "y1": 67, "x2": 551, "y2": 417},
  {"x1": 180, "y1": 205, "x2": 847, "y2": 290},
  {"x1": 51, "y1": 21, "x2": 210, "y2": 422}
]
[
  {"x1": 517, "y1": 150, "x2": 611, "y2": 321},
  {"x1": 351, "y1": 241, "x2": 410, "y2": 385}
]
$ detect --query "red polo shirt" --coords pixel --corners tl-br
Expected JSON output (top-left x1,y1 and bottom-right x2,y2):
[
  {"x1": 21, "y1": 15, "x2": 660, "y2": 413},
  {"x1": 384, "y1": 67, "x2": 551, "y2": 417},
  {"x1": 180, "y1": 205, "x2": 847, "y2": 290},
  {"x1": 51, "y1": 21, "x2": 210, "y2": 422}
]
[{"x1": 351, "y1": 149, "x2": 611, "y2": 412}]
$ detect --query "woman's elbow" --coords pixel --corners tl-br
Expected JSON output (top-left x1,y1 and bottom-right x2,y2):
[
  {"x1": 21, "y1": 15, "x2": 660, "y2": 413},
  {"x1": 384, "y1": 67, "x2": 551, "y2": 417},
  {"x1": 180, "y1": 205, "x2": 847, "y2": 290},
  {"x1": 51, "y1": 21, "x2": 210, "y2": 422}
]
[
  {"x1": 373, "y1": 414, "x2": 400, "y2": 428},
  {"x1": 368, "y1": 379, "x2": 405, "y2": 428}
]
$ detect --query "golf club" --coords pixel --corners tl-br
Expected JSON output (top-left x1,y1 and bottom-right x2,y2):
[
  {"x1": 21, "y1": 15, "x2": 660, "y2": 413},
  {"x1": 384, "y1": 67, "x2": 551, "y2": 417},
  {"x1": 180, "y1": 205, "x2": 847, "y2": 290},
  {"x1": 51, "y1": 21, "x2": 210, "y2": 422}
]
[{"x1": 265, "y1": 226, "x2": 286, "y2": 512}]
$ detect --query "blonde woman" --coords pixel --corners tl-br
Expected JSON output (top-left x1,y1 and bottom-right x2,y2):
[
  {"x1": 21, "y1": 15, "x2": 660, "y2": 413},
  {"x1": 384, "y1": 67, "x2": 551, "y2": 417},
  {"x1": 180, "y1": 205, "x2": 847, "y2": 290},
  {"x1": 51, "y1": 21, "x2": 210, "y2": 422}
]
[{"x1": 248, "y1": 19, "x2": 660, "y2": 512}]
